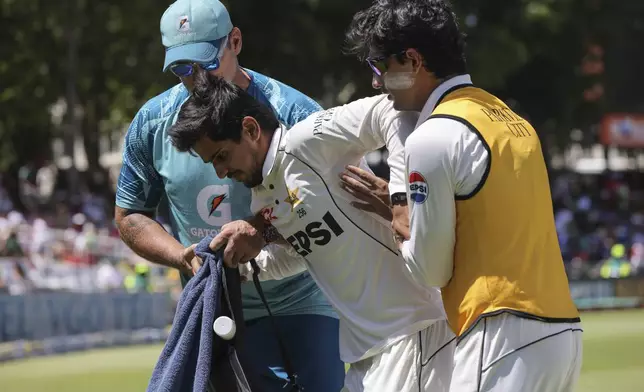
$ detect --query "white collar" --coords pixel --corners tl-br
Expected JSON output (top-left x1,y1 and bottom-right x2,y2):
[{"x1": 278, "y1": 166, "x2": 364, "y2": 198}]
[
  {"x1": 261, "y1": 125, "x2": 284, "y2": 183},
  {"x1": 415, "y1": 74, "x2": 473, "y2": 128}
]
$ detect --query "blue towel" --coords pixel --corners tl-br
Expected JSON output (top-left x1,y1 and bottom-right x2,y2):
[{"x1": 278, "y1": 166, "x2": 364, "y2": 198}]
[{"x1": 147, "y1": 236, "x2": 250, "y2": 392}]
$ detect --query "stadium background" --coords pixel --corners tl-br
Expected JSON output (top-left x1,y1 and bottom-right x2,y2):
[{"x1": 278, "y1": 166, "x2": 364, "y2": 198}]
[{"x1": 1, "y1": 0, "x2": 644, "y2": 390}]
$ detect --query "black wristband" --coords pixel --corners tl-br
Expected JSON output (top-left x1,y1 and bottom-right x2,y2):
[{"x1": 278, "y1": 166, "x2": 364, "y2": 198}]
[{"x1": 390, "y1": 192, "x2": 408, "y2": 205}]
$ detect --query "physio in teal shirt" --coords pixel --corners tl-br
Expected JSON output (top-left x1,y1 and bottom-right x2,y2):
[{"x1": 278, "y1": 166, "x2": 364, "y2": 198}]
[{"x1": 115, "y1": 0, "x2": 343, "y2": 389}]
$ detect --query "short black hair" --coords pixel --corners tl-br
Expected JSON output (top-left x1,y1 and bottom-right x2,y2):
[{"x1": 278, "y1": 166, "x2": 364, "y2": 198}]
[
  {"x1": 344, "y1": 0, "x2": 467, "y2": 78},
  {"x1": 168, "y1": 69, "x2": 280, "y2": 152}
]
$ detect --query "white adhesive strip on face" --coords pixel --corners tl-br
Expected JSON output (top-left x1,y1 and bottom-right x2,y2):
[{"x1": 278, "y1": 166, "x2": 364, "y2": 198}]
[{"x1": 383, "y1": 72, "x2": 416, "y2": 90}]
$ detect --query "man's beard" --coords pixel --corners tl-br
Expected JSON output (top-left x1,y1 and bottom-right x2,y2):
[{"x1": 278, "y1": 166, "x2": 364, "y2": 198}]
[
  {"x1": 242, "y1": 170, "x2": 263, "y2": 188},
  {"x1": 241, "y1": 153, "x2": 264, "y2": 188}
]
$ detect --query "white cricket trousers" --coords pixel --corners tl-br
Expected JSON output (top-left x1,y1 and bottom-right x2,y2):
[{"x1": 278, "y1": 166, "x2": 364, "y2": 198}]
[
  {"x1": 450, "y1": 312, "x2": 583, "y2": 392},
  {"x1": 342, "y1": 319, "x2": 456, "y2": 392}
]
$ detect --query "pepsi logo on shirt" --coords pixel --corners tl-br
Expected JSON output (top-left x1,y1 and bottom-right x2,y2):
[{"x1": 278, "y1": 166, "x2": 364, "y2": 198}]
[{"x1": 409, "y1": 171, "x2": 428, "y2": 203}]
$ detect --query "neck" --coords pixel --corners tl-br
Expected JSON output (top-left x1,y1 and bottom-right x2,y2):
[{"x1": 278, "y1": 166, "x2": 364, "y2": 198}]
[
  {"x1": 413, "y1": 76, "x2": 443, "y2": 112},
  {"x1": 258, "y1": 126, "x2": 279, "y2": 178},
  {"x1": 233, "y1": 67, "x2": 251, "y2": 91},
  {"x1": 260, "y1": 127, "x2": 277, "y2": 158}
]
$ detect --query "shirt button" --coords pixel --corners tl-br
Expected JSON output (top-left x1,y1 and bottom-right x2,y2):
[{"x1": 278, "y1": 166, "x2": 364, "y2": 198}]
[{"x1": 269, "y1": 184, "x2": 274, "y2": 190}]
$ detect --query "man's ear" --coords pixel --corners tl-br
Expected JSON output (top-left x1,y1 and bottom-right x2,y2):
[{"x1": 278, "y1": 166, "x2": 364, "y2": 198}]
[
  {"x1": 229, "y1": 27, "x2": 243, "y2": 56},
  {"x1": 405, "y1": 48, "x2": 425, "y2": 74},
  {"x1": 241, "y1": 116, "x2": 261, "y2": 141}
]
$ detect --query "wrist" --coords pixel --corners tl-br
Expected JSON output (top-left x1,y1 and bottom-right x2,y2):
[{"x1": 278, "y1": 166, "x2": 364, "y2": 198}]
[
  {"x1": 173, "y1": 247, "x2": 191, "y2": 275},
  {"x1": 390, "y1": 192, "x2": 408, "y2": 206},
  {"x1": 246, "y1": 214, "x2": 266, "y2": 231},
  {"x1": 180, "y1": 260, "x2": 193, "y2": 275},
  {"x1": 261, "y1": 224, "x2": 281, "y2": 244},
  {"x1": 246, "y1": 214, "x2": 274, "y2": 245}
]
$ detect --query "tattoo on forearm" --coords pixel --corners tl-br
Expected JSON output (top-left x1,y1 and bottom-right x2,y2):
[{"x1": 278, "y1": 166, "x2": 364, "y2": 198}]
[
  {"x1": 115, "y1": 209, "x2": 186, "y2": 270},
  {"x1": 119, "y1": 215, "x2": 155, "y2": 246}
]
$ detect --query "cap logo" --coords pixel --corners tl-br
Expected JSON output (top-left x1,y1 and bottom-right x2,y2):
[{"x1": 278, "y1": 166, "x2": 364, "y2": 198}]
[{"x1": 178, "y1": 16, "x2": 190, "y2": 32}]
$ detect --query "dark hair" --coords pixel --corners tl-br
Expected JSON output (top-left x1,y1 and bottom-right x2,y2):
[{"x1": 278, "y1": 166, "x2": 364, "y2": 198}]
[
  {"x1": 344, "y1": 0, "x2": 467, "y2": 78},
  {"x1": 168, "y1": 69, "x2": 279, "y2": 152}
]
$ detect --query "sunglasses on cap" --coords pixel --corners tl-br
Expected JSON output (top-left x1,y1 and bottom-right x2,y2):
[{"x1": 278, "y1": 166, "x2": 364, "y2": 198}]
[
  {"x1": 169, "y1": 36, "x2": 229, "y2": 78},
  {"x1": 366, "y1": 51, "x2": 408, "y2": 77}
]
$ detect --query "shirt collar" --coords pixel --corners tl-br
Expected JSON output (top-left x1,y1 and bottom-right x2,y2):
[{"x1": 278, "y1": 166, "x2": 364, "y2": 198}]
[
  {"x1": 416, "y1": 74, "x2": 473, "y2": 128},
  {"x1": 261, "y1": 124, "x2": 284, "y2": 184}
]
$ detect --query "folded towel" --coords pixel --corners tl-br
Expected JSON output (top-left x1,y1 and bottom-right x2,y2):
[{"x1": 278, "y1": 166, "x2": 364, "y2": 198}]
[{"x1": 147, "y1": 235, "x2": 250, "y2": 392}]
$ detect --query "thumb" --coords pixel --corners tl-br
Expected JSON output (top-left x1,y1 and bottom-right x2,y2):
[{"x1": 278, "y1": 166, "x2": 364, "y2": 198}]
[
  {"x1": 190, "y1": 256, "x2": 203, "y2": 276},
  {"x1": 210, "y1": 233, "x2": 228, "y2": 252},
  {"x1": 182, "y1": 243, "x2": 198, "y2": 261}
]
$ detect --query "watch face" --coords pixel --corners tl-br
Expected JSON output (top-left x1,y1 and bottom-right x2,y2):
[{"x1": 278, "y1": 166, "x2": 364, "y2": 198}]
[{"x1": 391, "y1": 192, "x2": 408, "y2": 205}]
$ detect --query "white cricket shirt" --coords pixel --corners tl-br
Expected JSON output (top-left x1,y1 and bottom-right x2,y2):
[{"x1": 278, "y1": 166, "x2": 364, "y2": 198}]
[{"x1": 250, "y1": 95, "x2": 446, "y2": 363}]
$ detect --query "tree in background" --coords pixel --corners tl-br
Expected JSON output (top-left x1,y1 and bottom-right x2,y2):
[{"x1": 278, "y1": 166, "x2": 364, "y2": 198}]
[
  {"x1": 1, "y1": 0, "x2": 643, "y2": 211},
  {"x1": 0, "y1": 0, "x2": 173, "y2": 209}
]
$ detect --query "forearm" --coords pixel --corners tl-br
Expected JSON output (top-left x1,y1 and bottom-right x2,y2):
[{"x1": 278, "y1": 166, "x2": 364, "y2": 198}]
[
  {"x1": 401, "y1": 234, "x2": 453, "y2": 288},
  {"x1": 115, "y1": 208, "x2": 186, "y2": 272}
]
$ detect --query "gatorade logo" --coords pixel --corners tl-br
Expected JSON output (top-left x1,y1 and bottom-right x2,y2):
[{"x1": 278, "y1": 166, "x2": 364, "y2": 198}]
[
  {"x1": 178, "y1": 16, "x2": 190, "y2": 32},
  {"x1": 196, "y1": 185, "x2": 232, "y2": 226},
  {"x1": 209, "y1": 194, "x2": 227, "y2": 216},
  {"x1": 409, "y1": 171, "x2": 428, "y2": 204}
]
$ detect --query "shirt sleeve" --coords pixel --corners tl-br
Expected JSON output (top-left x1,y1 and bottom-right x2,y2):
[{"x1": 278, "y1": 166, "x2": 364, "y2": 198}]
[
  {"x1": 238, "y1": 243, "x2": 307, "y2": 281},
  {"x1": 280, "y1": 93, "x2": 322, "y2": 127},
  {"x1": 401, "y1": 118, "x2": 489, "y2": 288},
  {"x1": 287, "y1": 94, "x2": 417, "y2": 185},
  {"x1": 382, "y1": 113, "x2": 416, "y2": 196},
  {"x1": 350, "y1": 95, "x2": 417, "y2": 195},
  {"x1": 115, "y1": 108, "x2": 165, "y2": 212}
]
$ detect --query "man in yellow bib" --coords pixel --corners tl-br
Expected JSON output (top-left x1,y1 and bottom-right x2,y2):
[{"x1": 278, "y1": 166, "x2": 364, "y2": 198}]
[{"x1": 345, "y1": 1, "x2": 583, "y2": 390}]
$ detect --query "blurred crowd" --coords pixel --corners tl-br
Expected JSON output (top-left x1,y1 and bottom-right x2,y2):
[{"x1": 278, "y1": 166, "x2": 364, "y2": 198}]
[
  {"x1": 1, "y1": 165, "x2": 644, "y2": 297},
  {"x1": 0, "y1": 175, "x2": 182, "y2": 297},
  {"x1": 552, "y1": 170, "x2": 644, "y2": 280}
]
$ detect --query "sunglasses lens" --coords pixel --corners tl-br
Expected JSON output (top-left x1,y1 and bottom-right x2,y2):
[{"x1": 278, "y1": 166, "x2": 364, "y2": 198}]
[
  {"x1": 170, "y1": 64, "x2": 194, "y2": 77},
  {"x1": 375, "y1": 61, "x2": 388, "y2": 75},
  {"x1": 202, "y1": 59, "x2": 221, "y2": 72},
  {"x1": 367, "y1": 59, "x2": 387, "y2": 77}
]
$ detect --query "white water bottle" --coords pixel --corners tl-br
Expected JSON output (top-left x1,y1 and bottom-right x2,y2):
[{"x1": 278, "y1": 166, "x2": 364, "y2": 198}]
[{"x1": 213, "y1": 316, "x2": 236, "y2": 340}]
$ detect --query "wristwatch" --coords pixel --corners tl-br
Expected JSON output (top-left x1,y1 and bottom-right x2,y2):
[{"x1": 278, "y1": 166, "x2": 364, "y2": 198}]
[{"x1": 390, "y1": 192, "x2": 408, "y2": 206}]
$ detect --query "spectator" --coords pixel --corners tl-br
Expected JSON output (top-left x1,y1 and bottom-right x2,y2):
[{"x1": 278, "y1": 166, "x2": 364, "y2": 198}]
[
  {"x1": 599, "y1": 244, "x2": 632, "y2": 278},
  {"x1": 1, "y1": 231, "x2": 24, "y2": 257}
]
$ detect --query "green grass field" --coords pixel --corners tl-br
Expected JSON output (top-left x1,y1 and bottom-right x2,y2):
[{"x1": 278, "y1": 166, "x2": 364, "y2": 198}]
[{"x1": 1, "y1": 309, "x2": 643, "y2": 392}]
